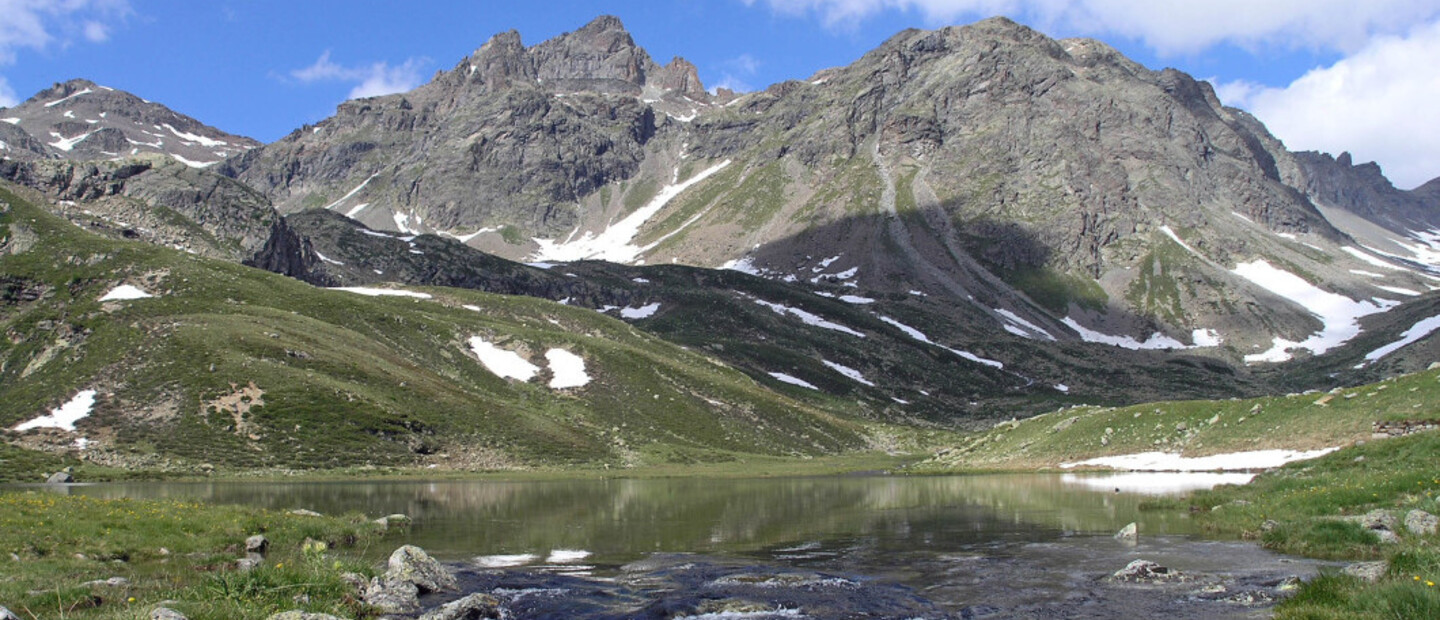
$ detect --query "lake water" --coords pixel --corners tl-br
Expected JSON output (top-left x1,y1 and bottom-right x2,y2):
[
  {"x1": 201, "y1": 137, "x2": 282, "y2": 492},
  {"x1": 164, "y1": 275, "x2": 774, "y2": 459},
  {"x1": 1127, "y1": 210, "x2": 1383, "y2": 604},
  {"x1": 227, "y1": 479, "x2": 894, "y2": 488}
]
[{"x1": 57, "y1": 473, "x2": 1323, "y2": 618}]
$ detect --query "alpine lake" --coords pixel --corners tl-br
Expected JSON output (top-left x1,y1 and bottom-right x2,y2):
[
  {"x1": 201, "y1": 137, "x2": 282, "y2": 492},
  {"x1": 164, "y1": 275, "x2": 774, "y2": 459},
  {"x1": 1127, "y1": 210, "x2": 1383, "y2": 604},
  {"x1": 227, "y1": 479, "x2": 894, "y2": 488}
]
[{"x1": 44, "y1": 472, "x2": 1328, "y2": 619}]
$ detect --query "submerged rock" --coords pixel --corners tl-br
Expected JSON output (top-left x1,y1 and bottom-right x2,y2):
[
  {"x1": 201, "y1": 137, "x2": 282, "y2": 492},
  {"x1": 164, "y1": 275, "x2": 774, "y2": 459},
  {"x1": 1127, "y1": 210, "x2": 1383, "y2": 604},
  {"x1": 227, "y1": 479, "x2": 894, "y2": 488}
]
[
  {"x1": 1115, "y1": 522, "x2": 1138, "y2": 543},
  {"x1": 418, "y1": 593, "x2": 501, "y2": 620},
  {"x1": 1108, "y1": 559, "x2": 1189, "y2": 583},
  {"x1": 388, "y1": 544, "x2": 458, "y2": 593}
]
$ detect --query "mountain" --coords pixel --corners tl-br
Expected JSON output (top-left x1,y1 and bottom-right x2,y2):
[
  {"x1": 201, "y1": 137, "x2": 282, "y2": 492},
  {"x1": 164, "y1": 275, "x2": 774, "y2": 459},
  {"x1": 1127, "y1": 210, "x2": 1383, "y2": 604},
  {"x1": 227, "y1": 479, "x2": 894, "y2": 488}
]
[
  {"x1": 0, "y1": 78, "x2": 260, "y2": 166},
  {"x1": 222, "y1": 16, "x2": 1440, "y2": 370}
]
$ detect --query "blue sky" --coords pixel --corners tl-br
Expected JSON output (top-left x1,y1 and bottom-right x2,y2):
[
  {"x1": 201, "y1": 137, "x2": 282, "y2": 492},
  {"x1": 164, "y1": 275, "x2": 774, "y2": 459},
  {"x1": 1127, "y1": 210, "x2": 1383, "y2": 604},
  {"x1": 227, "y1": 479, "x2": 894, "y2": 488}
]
[{"x1": 3, "y1": 0, "x2": 1439, "y2": 187}]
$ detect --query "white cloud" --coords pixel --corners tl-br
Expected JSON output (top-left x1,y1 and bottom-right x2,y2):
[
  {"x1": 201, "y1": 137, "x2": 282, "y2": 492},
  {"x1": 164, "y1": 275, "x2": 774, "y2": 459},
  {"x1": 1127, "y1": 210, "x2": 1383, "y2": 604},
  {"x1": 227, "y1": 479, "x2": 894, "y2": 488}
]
[
  {"x1": 710, "y1": 53, "x2": 762, "y2": 93},
  {"x1": 0, "y1": 0, "x2": 129, "y2": 62},
  {"x1": 82, "y1": 20, "x2": 108, "y2": 43},
  {"x1": 0, "y1": 75, "x2": 17, "y2": 107},
  {"x1": 291, "y1": 50, "x2": 428, "y2": 100},
  {"x1": 745, "y1": 0, "x2": 1440, "y2": 55},
  {"x1": 1216, "y1": 20, "x2": 1440, "y2": 189}
]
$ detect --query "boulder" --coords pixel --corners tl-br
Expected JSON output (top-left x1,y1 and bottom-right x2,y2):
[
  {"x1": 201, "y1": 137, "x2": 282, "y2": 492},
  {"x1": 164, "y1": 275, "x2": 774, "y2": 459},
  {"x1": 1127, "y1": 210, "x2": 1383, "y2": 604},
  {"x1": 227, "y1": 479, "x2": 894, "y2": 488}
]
[
  {"x1": 1405, "y1": 510, "x2": 1438, "y2": 536},
  {"x1": 1, "y1": 605, "x2": 20, "y2": 620},
  {"x1": 236, "y1": 556, "x2": 263, "y2": 571},
  {"x1": 288, "y1": 509, "x2": 323, "y2": 517},
  {"x1": 245, "y1": 534, "x2": 270, "y2": 556},
  {"x1": 386, "y1": 545, "x2": 457, "y2": 593},
  {"x1": 82, "y1": 576, "x2": 130, "y2": 588},
  {"x1": 363, "y1": 575, "x2": 420, "y2": 615},
  {"x1": 418, "y1": 593, "x2": 502, "y2": 620},
  {"x1": 150, "y1": 609, "x2": 188, "y2": 620},
  {"x1": 1341, "y1": 561, "x2": 1387, "y2": 583},
  {"x1": 45, "y1": 471, "x2": 74, "y2": 484},
  {"x1": 267, "y1": 613, "x2": 346, "y2": 620},
  {"x1": 1108, "y1": 559, "x2": 1189, "y2": 583}
]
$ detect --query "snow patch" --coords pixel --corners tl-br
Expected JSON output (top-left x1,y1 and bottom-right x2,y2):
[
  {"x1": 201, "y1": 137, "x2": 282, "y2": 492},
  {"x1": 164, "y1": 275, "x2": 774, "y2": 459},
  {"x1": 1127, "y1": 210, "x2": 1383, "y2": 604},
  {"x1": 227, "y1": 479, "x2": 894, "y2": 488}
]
[
  {"x1": 441, "y1": 227, "x2": 497, "y2": 243},
  {"x1": 1359, "y1": 314, "x2": 1440, "y2": 365},
  {"x1": 619, "y1": 302, "x2": 660, "y2": 319},
  {"x1": 879, "y1": 316, "x2": 1003, "y2": 368},
  {"x1": 753, "y1": 299, "x2": 865, "y2": 338},
  {"x1": 531, "y1": 160, "x2": 732, "y2": 263},
  {"x1": 995, "y1": 309, "x2": 1055, "y2": 341},
  {"x1": 345, "y1": 203, "x2": 370, "y2": 218},
  {"x1": 161, "y1": 123, "x2": 227, "y2": 147},
  {"x1": 1233, "y1": 259, "x2": 1392, "y2": 363},
  {"x1": 838, "y1": 295, "x2": 874, "y2": 304},
  {"x1": 322, "y1": 173, "x2": 379, "y2": 211},
  {"x1": 1343, "y1": 246, "x2": 1406, "y2": 271},
  {"x1": 14, "y1": 390, "x2": 97, "y2": 431},
  {"x1": 314, "y1": 250, "x2": 344, "y2": 266},
  {"x1": 1158, "y1": 225, "x2": 1203, "y2": 258},
  {"x1": 468, "y1": 337, "x2": 539, "y2": 381},
  {"x1": 768, "y1": 372, "x2": 819, "y2": 390},
  {"x1": 44, "y1": 88, "x2": 93, "y2": 107},
  {"x1": 545, "y1": 349, "x2": 590, "y2": 388},
  {"x1": 2, "y1": 117, "x2": 19, "y2": 125},
  {"x1": 99, "y1": 284, "x2": 153, "y2": 301},
  {"x1": 822, "y1": 360, "x2": 874, "y2": 386},
  {"x1": 331, "y1": 287, "x2": 432, "y2": 299},
  {"x1": 1061, "y1": 447, "x2": 1340, "y2": 471},
  {"x1": 170, "y1": 153, "x2": 217, "y2": 168},
  {"x1": 1374, "y1": 285, "x2": 1421, "y2": 296},
  {"x1": 49, "y1": 131, "x2": 93, "y2": 151},
  {"x1": 1054, "y1": 384, "x2": 1069, "y2": 393},
  {"x1": 1350, "y1": 269, "x2": 1385, "y2": 278},
  {"x1": 1061, "y1": 317, "x2": 1188, "y2": 350}
]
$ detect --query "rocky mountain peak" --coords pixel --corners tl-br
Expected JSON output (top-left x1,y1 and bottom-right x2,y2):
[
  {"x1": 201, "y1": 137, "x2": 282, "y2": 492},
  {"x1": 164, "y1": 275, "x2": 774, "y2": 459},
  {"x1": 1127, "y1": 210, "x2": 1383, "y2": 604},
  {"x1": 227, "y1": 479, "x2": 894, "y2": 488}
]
[
  {"x1": 1, "y1": 78, "x2": 259, "y2": 167},
  {"x1": 530, "y1": 14, "x2": 651, "y2": 95}
]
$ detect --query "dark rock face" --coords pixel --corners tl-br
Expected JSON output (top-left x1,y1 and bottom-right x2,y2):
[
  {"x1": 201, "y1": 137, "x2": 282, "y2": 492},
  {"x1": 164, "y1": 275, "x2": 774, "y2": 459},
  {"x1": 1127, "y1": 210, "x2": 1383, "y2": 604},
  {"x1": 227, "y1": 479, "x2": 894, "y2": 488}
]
[
  {"x1": 0, "y1": 157, "x2": 287, "y2": 263},
  {"x1": 1, "y1": 78, "x2": 260, "y2": 164},
  {"x1": 1290, "y1": 150, "x2": 1440, "y2": 233}
]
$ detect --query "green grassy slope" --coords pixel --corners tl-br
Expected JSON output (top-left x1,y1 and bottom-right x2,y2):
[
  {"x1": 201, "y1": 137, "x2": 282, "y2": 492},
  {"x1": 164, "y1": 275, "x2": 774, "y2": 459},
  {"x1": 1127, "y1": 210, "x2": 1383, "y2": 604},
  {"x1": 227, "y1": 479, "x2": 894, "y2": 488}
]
[
  {"x1": 0, "y1": 183, "x2": 882, "y2": 479},
  {"x1": 922, "y1": 364, "x2": 1440, "y2": 471}
]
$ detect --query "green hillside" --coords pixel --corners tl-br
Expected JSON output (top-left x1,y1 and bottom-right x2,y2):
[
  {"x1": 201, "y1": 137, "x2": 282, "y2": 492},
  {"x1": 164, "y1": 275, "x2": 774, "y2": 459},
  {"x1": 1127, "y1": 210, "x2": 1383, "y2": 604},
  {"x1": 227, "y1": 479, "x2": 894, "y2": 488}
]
[{"x1": 1, "y1": 183, "x2": 892, "y2": 480}]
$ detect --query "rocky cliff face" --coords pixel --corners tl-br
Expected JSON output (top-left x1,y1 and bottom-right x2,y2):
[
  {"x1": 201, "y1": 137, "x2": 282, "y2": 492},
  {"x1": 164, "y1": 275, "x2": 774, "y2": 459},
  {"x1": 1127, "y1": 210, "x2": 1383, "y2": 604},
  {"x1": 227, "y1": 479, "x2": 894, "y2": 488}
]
[
  {"x1": 221, "y1": 15, "x2": 710, "y2": 240},
  {"x1": 0, "y1": 79, "x2": 260, "y2": 166}
]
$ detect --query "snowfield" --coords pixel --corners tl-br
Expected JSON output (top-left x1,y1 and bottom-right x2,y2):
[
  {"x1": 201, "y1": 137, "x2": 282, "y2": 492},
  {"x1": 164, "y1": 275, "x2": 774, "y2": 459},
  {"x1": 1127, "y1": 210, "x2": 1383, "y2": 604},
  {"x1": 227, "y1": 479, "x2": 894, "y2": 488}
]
[
  {"x1": 1061, "y1": 447, "x2": 1340, "y2": 472},
  {"x1": 1061, "y1": 317, "x2": 1188, "y2": 350},
  {"x1": 1232, "y1": 259, "x2": 1393, "y2": 363}
]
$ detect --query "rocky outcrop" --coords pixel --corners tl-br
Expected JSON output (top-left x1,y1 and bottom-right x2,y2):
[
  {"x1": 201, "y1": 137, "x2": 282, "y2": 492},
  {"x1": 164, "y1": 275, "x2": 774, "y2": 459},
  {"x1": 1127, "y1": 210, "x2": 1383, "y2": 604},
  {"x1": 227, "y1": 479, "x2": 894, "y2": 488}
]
[
  {"x1": 1405, "y1": 509, "x2": 1438, "y2": 536},
  {"x1": 0, "y1": 157, "x2": 288, "y2": 264}
]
